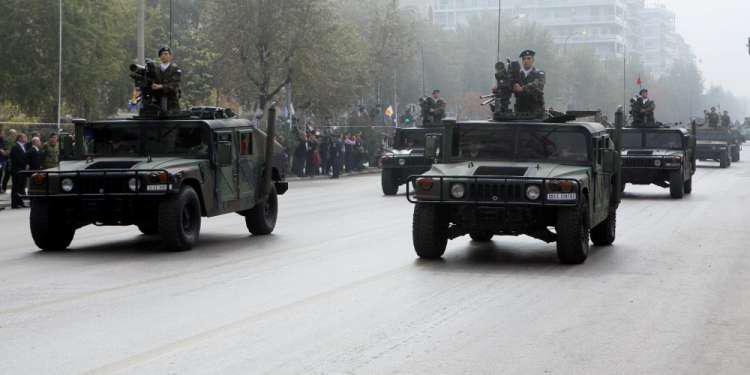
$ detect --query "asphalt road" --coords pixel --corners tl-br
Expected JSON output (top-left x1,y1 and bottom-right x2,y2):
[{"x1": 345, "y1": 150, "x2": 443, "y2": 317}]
[{"x1": 1, "y1": 151, "x2": 750, "y2": 375}]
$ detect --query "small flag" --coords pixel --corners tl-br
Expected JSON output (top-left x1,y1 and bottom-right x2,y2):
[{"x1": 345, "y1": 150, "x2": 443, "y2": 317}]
[
  {"x1": 636, "y1": 75, "x2": 642, "y2": 86},
  {"x1": 384, "y1": 106, "x2": 394, "y2": 118}
]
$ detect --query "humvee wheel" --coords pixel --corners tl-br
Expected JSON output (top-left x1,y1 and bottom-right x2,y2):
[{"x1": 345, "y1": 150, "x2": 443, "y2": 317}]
[
  {"x1": 720, "y1": 152, "x2": 730, "y2": 168},
  {"x1": 470, "y1": 232, "x2": 494, "y2": 242},
  {"x1": 30, "y1": 200, "x2": 75, "y2": 251},
  {"x1": 412, "y1": 203, "x2": 448, "y2": 259},
  {"x1": 669, "y1": 171, "x2": 685, "y2": 199},
  {"x1": 731, "y1": 147, "x2": 740, "y2": 162},
  {"x1": 245, "y1": 185, "x2": 278, "y2": 235},
  {"x1": 591, "y1": 205, "x2": 616, "y2": 246},
  {"x1": 684, "y1": 178, "x2": 693, "y2": 195},
  {"x1": 158, "y1": 186, "x2": 202, "y2": 251},
  {"x1": 381, "y1": 169, "x2": 399, "y2": 196},
  {"x1": 556, "y1": 201, "x2": 590, "y2": 265}
]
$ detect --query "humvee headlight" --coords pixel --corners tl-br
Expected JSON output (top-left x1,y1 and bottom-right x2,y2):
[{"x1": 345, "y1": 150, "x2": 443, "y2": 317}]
[
  {"x1": 526, "y1": 185, "x2": 541, "y2": 201},
  {"x1": 61, "y1": 178, "x2": 74, "y2": 193},
  {"x1": 654, "y1": 159, "x2": 662, "y2": 167},
  {"x1": 128, "y1": 177, "x2": 141, "y2": 192},
  {"x1": 450, "y1": 183, "x2": 466, "y2": 199},
  {"x1": 398, "y1": 158, "x2": 407, "y2": 166}
]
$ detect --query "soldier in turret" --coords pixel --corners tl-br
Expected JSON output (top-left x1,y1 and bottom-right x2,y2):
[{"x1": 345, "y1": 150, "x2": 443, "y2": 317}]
[{"x1": 512, "y1": 50, "x2": 546, "y2": 116}]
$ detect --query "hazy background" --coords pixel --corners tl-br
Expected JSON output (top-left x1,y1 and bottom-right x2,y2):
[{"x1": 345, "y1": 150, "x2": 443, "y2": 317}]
[{"x1": 652, "y1": 0, "x2": 750, "y2": 102}]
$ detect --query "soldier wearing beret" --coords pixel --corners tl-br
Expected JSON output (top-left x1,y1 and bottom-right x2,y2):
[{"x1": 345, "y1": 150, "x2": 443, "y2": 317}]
[
  {"x1": 512, "y1": 50, "x2": 546, "y2": 116},
  {"x1": 152, "y1": 47, "x2": 182, "y2": 112}
]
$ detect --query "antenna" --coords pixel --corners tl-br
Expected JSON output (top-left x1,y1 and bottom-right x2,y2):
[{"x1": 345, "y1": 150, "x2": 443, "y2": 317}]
[{"x1": 496, "y1": 0, "x2": 502, "y2": 61}]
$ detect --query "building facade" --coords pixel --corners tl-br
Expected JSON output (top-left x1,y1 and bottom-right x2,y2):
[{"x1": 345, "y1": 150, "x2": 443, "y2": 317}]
[{"x1": 431, "y1": 0, "x2": 685, "y2": 75}]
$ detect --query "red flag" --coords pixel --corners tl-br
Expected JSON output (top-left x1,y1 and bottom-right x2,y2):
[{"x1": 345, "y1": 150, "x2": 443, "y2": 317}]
[{"x1": 636, "y1": 76, "x2": 642, "y2": 86}]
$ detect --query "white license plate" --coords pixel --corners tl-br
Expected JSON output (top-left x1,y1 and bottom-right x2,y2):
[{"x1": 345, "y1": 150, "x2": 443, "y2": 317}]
[
  {"x1": 547, "y1": 193, "x2": 577, "y2": 201},
  {"x1": 147, "y1": 184, "x2": 169, "y2": 192}
]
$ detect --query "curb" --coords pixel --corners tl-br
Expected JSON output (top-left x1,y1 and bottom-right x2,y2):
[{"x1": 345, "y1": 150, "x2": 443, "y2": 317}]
[{"x1": 286, "y1": 168, "x2": 381, "y2": 182}]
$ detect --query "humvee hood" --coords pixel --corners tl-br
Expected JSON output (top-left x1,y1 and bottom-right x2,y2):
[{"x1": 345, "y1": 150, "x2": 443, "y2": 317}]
[
  {"x1": 427, "y1": 162, "x2": 589, "y2": 179},
  {"x1": 46, "y1": 157, "x2": 205, "y2": 172}
]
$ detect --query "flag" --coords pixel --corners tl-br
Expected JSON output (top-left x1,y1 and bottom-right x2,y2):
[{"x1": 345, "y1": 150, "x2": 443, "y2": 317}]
[
  {"x1": 636, "y1": 75, "x2": 642, "y2": 86},
  {"x1": 384, "y1": 106, "x2": 394, "y2": 118}
]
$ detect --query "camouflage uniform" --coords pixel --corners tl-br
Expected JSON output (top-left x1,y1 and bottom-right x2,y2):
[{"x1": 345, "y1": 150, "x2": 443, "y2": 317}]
[
  {"x1": 721, "y1": 114, "x2": 731, "y2": 128},
  {"x1": 515, "y1": 69, "x2": 546, "y2": 115},
  {"x1": 708, "y1": 112, "x2": 720, "y2": 128},
  {"x1": 41, "y1": 142, "x2": 59, "y2": 169},
  {"x1": 153, "y1": 63, "x2": 182, "y2": 112}
]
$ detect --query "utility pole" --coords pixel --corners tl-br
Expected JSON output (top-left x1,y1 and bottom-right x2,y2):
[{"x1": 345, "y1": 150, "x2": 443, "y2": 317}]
[
  {"x1": 496, "y1": 0, "x2": 502, "y2": 61},
  {"x1": 57, "y1": 0, "x2": 62, "y2": 131},
  {"x1": 137, "y1": 0, "x2": 145, "y2": 64}
]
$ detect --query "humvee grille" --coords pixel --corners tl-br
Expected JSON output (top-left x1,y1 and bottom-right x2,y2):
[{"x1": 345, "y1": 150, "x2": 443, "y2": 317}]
[
  {"x1": 77, "y1": 174, "x2": 134, "y2": 194},
  {"x1": 623, "y1": 158, "x2": 657, "y2": 168},
  {"x1": 469, "y1": 181, "x2": 524, "y2": 202}
]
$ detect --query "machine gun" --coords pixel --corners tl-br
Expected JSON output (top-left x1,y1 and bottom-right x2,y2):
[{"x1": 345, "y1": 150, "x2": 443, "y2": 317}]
[
  {"x1": 129, "y1": 59, "x2": 164, "y2": 117},
  {"x1": 480, "y1": 59, "x2": 523, "y2": 120}
]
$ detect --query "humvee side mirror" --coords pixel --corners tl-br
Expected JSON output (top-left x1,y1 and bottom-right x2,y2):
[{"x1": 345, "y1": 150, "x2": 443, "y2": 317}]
[
  {"x1": 216, "y1": 141, "x2": 233, "y2": 166},
  {"x1": 425, "y1": 134, "x2": 442, "y2": 159}
]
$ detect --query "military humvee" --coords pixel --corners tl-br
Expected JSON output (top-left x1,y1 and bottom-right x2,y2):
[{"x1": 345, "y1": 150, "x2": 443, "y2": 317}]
[
  {"x1": 22, "y1": 107, "x2": 288, "y2": 252},
  {"x1": 695, "y1": 128, "x2": 740, "y2": 167},
  {"x1": 620, "y1": 125, "x2": 696, "y2": 198},
  {"x1": 407, "y1": 111, "x2": 623, "y2": 265},
  {"x1": 380, "y1": 127, "x2": 441, "y2": 195}
]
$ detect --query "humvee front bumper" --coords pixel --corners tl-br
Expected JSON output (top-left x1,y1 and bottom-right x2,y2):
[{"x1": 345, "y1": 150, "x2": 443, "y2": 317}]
[
  {"x1": 406, "y1": 175, "x2": 580, "y2": 207},
  {"x1": 19, "y1": 169, "x2": 174, "y2": 198}
]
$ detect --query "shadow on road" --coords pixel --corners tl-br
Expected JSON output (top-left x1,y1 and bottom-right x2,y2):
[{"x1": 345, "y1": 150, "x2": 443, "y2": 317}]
[
  {"x1": 413, "y1": 239, "x2": 615, "y2": 274},
  {"x1": 29, "y1": 232, "x2": 282, "y2": 261}
]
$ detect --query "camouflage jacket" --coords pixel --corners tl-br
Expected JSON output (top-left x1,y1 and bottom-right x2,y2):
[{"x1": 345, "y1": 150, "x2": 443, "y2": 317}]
[
  {"x1": 515, "y1": 68, "x2": 546, "y2": 114},
  {"x1": 41, "y1": 143, "x2": 59, "y2": 169}
]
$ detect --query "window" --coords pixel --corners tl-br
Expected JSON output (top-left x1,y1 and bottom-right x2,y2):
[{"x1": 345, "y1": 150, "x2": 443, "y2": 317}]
[{"x1": 239, "y1": 131, "x2": 253, "y2": 156}]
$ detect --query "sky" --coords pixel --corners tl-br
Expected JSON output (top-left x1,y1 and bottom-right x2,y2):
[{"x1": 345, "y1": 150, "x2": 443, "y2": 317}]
[{"x1": 649, "y1": 0, "x2": 750, "y2": 99}]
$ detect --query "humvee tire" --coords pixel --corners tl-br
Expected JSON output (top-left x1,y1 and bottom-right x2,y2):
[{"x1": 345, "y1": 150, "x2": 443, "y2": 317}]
[
  {"x1": 413, "y1": 203, "x2": 448, "y2": 259},
  {"x1": 556, "y1": 202, "x2": 590, "y2": 265},
  {"x1": 732, "y1": 147, "x2": 740, "y2": 162},
  {"x1": 684, "y1": 178, "x2": 693, "y2": 195},
  {"x1": 158, "y1": 186, "x2": 202, "y2": 251},
  {"x1": 591, "y1": 206, "x2": 616, "y2": 246},
  {"x1": 245, "y1": 185, "x2": 278, "y2": 235},
  {"x1": 720, "y1": 152, "x2": 730, "y2": 168},
  {"x1": 470, "y1": 232, "x2": 494, "y2": 242},
  {"x1": 381, "y1": 169, "x2": 399, "y2": 196},
  {"x1": 30, "y1": 200, "x2": 75, "y2": 251},
  {"x1": 669, "y1": 171, "x2": 685, "y2": 199}
]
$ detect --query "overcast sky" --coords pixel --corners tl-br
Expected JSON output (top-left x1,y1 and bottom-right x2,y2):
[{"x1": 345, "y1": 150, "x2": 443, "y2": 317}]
[{"x1": 649, "y1": 0, "x2": 750, "y2": 99}]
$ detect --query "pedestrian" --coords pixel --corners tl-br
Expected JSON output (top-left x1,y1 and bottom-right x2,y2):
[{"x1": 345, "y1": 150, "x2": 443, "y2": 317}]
[
  {"x1": 0, "y1": 133, "x2": 7, "y2": 193},
  {"x1": 320, "y1": 135, "x2": 331, "y2": 176},
  {"x1": 292, "y1": 134, "x2": 307, "y2": 178},
  {"x1": 1, "y1": 129, "x2": 17, "y2": 192},
  {"x1": 330, "y1": 134, "x2": 343, "y2": 179},
  {"x1": 41, "y1": 132, "x2": 60, "y2": 169},
  {"x1": 513, "y1": 50, "x2": 546, "y2": 116},
  {"x1": 28, "y1": 137, "x2": 42, "y2": 170},
  {"x1": 10, "y1": 133, "x2": 28, "y2": 209}
]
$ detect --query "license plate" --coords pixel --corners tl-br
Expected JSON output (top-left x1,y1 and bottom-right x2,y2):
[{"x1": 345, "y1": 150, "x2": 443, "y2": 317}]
[
  {"x1": 547, "y1": 193, "x2": 577, "y2": 201},
  {"x1": 147, "y1": 184, "x2": 169, "y2": 192}
]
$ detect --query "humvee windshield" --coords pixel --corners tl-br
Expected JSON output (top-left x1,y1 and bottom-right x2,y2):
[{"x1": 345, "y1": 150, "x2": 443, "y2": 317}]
[
  {"x1": 453, "y1": 126, "x2": 589, "y2": 163},
  {"x1": 83, "y1": 123, "x2": 210, "y2": 157},
  {"x1": 394, "y1": 129, "x2": 428, "y2": 149},
  {"x1": 623, "y1": 130, "x2": 683, "y2": 149},
  {"x1": 697, "y1": 130, "x2": 730, "y2": 141}
]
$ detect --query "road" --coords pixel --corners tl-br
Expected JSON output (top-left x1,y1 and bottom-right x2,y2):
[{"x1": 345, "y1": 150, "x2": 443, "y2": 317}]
[{"x1": 1, "y1": 151, "x2": 750, "y2": 375}]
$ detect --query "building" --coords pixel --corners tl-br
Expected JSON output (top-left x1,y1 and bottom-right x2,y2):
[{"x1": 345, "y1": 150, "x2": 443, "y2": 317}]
[{"x1": 430, "y1": 0, "x2": 686, "y2": 74}]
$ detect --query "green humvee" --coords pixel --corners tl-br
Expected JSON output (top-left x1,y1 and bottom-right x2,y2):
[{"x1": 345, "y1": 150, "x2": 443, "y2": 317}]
[
  {"x1": 695, "y1": 127, "x2": 741, "y2": 167},
  {"x1": 380, "y1": 127, "x2": 441, "y2": 195},
  {"x1": 620, "y1": 126, "x2": 696, "y2": 199},
  {"x1": 407, "y1": 113, "x2": 623, "y2": 265},
  {"x1": 22, "y1": 107, "x2": 288, "y2": 252}
]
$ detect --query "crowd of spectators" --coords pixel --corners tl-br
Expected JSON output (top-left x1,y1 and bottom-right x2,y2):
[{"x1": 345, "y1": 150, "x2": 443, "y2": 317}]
[
  {"x1": 0, "y1": 129, "x2": 60, "y2": 209},
  {"x1": 290, "y1": 130, "x2": 369, "y2": 179}
]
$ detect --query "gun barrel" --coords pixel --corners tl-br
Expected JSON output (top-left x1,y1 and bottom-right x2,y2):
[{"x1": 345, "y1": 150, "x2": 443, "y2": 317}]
[
  {"x1": 481, "y1": 98, "x2": 495, "y2": 106},
  {"x1": 479, "y1": 94, "x2": 495, "y2": 100}
]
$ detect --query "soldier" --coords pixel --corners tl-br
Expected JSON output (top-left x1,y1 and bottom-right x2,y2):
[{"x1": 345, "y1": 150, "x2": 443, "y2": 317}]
[
  {"x1": 423, "y1": 90, "x2": 447, "y2": 127},
  {"x1": 721, "y1": 110, "x2": 731, "y2": 128},
  {"x1": 41, "y1": 133, "x2": 60, "y2": 169},
  {"x1": 513, "y1": 50, "x2": 546, "y2": 116},
  {"x1": 152, "y1": 46, "x2": 182, "y2": 112},
  {"x1": 708, "y1": 107, "x2": 720, "y2": 128},
  {"x1": 636, "y1": 89, "x2": 656, "y2": 127}
]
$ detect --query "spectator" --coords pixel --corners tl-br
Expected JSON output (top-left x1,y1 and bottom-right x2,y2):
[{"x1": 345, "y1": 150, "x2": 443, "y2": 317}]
[
  {"x1": 344, "y1": 134, "x2": 356, "y2": 173},
  {"x1": 28, "y1": 137, "x2": 42, "y2": 170},
  {"x1": 330, "y1": 134, "x2": 343, "y2": 179},
  {"x1": 10, "y1": 133, "x2": 28, "y2": 209},
  {"x1": 292, "y1": 134, "x2": 307, "y2": 178},
  {"x1": 2, "y1": 129, "x2": 17, "y2": 192},
  {"x1": 0, "y1": 133, "x2": 7, "y2": 193}
]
